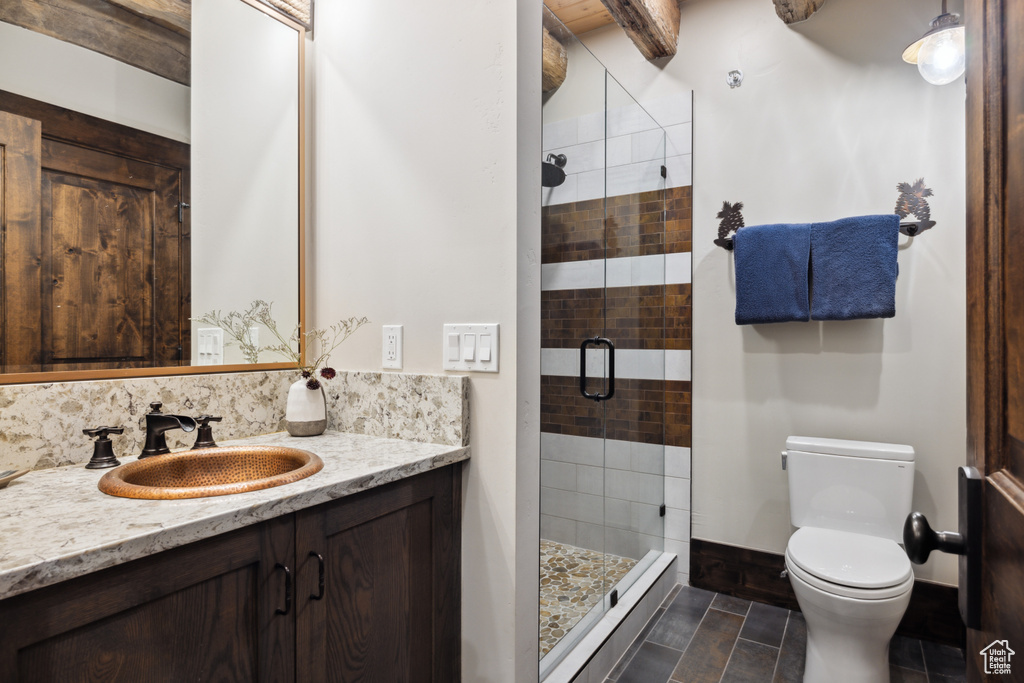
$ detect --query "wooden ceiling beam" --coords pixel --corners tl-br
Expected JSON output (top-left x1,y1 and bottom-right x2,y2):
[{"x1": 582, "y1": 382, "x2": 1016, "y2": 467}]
[
  {"x1": 599, "y1": 0, "x2": 680, "y2": 61},
  {"x1": 772, "y1": 0, "x2": 827, "y2": 24},
  {"x1": 105, "y1": 0, "x2": 190, "y2": 37},
  {"x1": 542, "y1": 28, "x2": 568, "y2": 93},
  {"x1": 0, "y1": 0, "x2": 190, "y2": 85}
]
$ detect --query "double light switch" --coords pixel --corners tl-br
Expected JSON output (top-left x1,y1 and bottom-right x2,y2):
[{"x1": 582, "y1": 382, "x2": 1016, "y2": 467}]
[{"x1": 443, "y1": 324, "x2": 498, "y2": 372}]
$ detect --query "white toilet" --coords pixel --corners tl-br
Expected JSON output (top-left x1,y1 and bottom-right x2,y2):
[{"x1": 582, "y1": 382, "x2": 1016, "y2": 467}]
[{"x1": 784, "y1": 436, "x2": 916, "y2": 683}]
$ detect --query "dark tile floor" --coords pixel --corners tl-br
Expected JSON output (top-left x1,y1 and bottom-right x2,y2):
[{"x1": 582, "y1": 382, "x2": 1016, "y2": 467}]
[{"x1": 606, "y1": 586, "x2": 967, "y2": 683}]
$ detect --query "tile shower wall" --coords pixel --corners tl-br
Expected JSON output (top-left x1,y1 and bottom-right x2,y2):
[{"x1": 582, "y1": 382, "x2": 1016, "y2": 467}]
[
  {"x1": 540, "y1": 92, "x2": 692, "y2": 586},
  {"x1": 542, "y1": 94, "x2": 692, "y2": 208},
  {"x1": 0, "y1": 370, "x2": 469, "y2": 471}
]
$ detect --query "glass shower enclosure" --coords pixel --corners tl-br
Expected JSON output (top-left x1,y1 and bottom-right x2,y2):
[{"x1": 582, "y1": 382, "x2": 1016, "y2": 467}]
[{"x1": 539, "y1": 9, "x2": 670, "y2": 676}]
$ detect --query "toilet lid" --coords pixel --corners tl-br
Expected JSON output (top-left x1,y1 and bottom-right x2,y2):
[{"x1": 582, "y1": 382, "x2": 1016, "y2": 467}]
[{"x1": 787, "y1": 527, "x2": 913, "y2": 589}]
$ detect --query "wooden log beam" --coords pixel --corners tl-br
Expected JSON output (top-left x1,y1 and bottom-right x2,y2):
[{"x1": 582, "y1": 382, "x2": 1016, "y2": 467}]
[
  {"x1": 542, "y1": 29, "x2": 568, "y2": 93},
  {"x1": 772, "y1": 0, "x2": 827, "y2": 24},
  {"x1": 0, "y1": 0, "x2": 190, "y2": 86},
  {"x1": 105, "y1": 0, "x2": 190, "y2": 37},
  {"x1": 600, "y1": 0, "x2": 680, "y2": 61}
]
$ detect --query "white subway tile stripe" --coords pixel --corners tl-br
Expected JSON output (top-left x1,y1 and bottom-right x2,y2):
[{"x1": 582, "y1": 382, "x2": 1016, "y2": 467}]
[
  {"x1": 578, "y1": 111, "x2": 604, "y2": 143},
  {"x1": 665, "y1": 252, "x2": 692, "y2": 284},
  {"x1": 540, "y1": 259, "x2": 604, "y2": 291},
  {"x1": 665, "y1": 446, "x2": 692, "y2": 479},
  {"x1": 631, "y1": 129, "x2": 665, "y2": 164},
  {"x1": 666, "y1": 154, "x2": 692, "y2": 188},
  {"x1": 665, "y1": 122, "x2": 692, "y2": 157},
  {"x1": 665, "y1": 476, "x2": 691, "y2": 510},
  {"x1": 607, "y1": 135, "x2": 632, "y2": 167},
  {"x1": 543, "y1": 117, "x2": 577, "y2": 149},
  {"x1": 664, "y1": 506, "x2": 691, "y2": 542},
  {"x1": 541, "y1": 348, "x2": 690, "y2": 382},
  {"x1": 541, "y1": 253, "x2": 691, "y2": 292},
  {"x1": 665, "y1": 350, "x2": 692, "y2": 382}
]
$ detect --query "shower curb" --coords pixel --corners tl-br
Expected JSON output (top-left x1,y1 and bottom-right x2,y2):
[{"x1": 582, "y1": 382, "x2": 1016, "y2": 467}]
[{"x1": 541, "y1": 552, "x2": 678, "y2": 683}]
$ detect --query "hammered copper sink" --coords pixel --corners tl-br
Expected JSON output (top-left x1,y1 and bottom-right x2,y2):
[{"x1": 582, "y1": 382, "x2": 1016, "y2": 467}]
[{"x1": 98, "y1": 445, "x2": 324, "y2": 500}]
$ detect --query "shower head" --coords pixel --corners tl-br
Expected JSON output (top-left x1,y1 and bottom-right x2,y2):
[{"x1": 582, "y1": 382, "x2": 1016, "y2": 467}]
[
  {"x1": 542, "y1": 162, "x2": 566, "y2": 188},
  {"x1": 547, "y1": 153, "x2": 567, "y2": 168},
  {"x1": 542, "y1": 153, "x2": 567, "y2": 188}
]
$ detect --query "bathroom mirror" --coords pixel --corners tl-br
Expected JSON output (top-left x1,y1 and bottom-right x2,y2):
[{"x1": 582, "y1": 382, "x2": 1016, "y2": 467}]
[{"x1": 0, "y1": 0, "x2": 304, "y2": 383}]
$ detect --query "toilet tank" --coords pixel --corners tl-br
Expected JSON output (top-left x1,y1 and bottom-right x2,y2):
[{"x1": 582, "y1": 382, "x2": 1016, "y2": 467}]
[{"x1": 786, "y1": 436, "x2": 915, "y2": 542}]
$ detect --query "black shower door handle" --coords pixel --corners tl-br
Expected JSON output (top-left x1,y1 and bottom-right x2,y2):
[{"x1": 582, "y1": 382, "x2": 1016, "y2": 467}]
[{"x1": 580, "y1": 337, "x2": 615, "y2": 402}]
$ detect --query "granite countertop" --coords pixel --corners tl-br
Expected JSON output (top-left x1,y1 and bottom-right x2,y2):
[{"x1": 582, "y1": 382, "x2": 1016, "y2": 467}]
[{"x1": 0, "y1": 430, "x2": 469, "y2": 601}]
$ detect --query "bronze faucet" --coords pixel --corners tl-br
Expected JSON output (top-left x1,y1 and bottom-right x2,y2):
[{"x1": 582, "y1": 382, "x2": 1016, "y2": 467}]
[{"x1": 141, "y1": 402, "x2": 198, "y2": 458}]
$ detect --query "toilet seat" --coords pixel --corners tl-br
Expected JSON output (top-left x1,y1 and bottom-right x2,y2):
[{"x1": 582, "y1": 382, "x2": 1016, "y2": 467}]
[{"x1": 786, "y1": 527, "x2": 914, "y2": 600}]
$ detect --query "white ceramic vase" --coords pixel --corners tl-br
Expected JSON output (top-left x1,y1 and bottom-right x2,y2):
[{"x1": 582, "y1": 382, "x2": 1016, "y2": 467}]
[{"x1": 285, "y1": 379, "x2": 327, "y2": 436}]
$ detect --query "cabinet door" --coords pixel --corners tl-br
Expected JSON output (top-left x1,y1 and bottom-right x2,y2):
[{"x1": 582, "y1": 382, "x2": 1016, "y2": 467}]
[
  {"x1": 295, "y1": 465, "x2": 462, "y2": 683},
  {"x1": 0, "y1": 515, "x2": 295, "y2": 682}
]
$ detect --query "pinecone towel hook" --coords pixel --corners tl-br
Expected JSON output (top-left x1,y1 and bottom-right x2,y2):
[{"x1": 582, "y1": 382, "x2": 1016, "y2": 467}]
[
  {"x1": 895, "y1": 179, "x2": 936, "y2": 236},
  {"x1": 713, "y1": 179, "x2": 936, "y2": 250}
]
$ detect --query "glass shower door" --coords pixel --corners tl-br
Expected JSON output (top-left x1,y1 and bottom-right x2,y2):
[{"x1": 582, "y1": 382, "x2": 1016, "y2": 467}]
[
  {"x1": 539, "y1": 9, "x2": 668, "y2": 677},
  {"x1": 597, "y1": 72, "x2": 666, "y2": 601},
  {"x1": 539, "y1": 11, "x2": 611, "y2": 672}
]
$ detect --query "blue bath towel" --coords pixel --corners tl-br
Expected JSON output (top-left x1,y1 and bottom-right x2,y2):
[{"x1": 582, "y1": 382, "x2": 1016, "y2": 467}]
[
  {"x1": 733, "y1": 223, "x2": 811, "y2": 325},
  {"x1": 810, "y1": 215, "x2": 899, "y2": 321}
]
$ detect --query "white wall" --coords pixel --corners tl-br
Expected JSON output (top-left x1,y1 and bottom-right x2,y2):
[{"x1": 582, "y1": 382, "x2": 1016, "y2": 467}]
[
  {"x1": 576, "y1": 0, "x2": 967, "y2": 585},
  {"x1": 0, "y1": 21, "x2": 189, "y2": 142},
  {"x1": 310, "y1": 0, "x2": 539, "y2": 680},
  {"x1": 191, "y1": 0, "x2": 300, "y2": 364}
]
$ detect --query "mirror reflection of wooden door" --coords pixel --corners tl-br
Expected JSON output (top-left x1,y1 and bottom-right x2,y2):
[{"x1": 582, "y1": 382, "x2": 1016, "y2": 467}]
[
  {"x1": 0, "y1": 93, "x2": 189, "y2": 374},
  {"x1": 966, "y1": 0, "x2": 1024, "y2": 679},
  {"x1": 0, "y1": 110, "x2": 43, "y2": 372},
  {"x1": 40, "y1": 141, "x2": 183, "y2": 371}
]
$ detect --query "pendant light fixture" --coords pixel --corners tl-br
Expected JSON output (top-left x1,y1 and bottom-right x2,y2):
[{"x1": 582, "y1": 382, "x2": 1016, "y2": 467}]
[{"x1": 902, "y1": 0, "x2": 966, "y2": 85}]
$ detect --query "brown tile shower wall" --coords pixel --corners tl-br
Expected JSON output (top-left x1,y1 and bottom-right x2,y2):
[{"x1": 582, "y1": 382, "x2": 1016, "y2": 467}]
[
  {"x1": 542, "y1": 188, "x2": 691, "y2": 262},
  {"x1": 540, "y1": 376, "x2": 692, "y2": 449},
  {"x1": 540, "y1": 184, "x2": 693, "y2": 561},
  {"x1": 540, "y1": 185, "x2": 693, "y2": 449}
]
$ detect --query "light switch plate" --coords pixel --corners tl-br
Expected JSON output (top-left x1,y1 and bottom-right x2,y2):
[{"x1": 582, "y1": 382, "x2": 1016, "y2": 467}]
[
  {"x1": 197, "y1": 328, "x2": 223, "y2": 366},
  {"x1": 382, "y1": 325, "x2": 403, "y2": 370},
  {"x1": 443, "y1": 324, "x2": 498, "y2": 372}
]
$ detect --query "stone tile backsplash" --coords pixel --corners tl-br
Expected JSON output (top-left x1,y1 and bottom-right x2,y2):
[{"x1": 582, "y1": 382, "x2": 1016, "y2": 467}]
[{"x1": 0, "y1": 370, "x2": 468, "y2": 471}]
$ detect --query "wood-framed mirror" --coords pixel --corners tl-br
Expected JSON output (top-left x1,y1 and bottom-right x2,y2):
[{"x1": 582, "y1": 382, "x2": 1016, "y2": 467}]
[{"x1": 0, "y1": 0, "x2": 306, "y2": 385}]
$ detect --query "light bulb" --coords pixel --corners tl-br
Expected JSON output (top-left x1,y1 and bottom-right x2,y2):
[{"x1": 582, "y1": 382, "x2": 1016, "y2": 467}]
[{"x1": 916, "y1": 26, "x2": 965, "y2": 85}]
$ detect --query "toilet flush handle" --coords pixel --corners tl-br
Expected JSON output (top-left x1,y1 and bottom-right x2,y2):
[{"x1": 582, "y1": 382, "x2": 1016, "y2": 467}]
[{"x1": 902, "y1": 466, "x2": 981, "y2": 629}]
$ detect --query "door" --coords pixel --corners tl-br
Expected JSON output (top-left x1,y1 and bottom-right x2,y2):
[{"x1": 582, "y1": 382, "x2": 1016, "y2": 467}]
[
  {"x1": 0, "y1": 91, "x2": 190, "y2": 374},
  {"x1": 0, "y1": 110, "x2": 43, "y2": 372},
  {"x1": 965, "y1": 0, "x2": 1024, "y2": 679},
  {"x1": 294, "y1": 466, "x2": 461, "y2": 683},
  {"x1": 38, "y1": 140, "x2": 184, "y2": 371},
  {"x1": 0, "y1": 517, "x2": 295, "y2": 681}
]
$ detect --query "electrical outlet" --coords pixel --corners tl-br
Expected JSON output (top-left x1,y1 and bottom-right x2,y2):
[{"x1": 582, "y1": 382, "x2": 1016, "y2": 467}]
[{"x1": 382, "y1": 325, "x2": 403, "y2": 370}]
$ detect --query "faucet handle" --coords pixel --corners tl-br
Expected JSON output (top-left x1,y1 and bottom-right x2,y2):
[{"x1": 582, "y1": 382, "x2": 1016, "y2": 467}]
[
  {"x1": 191, "y1": 415, "x2": 223, "y2": 450},
  {"x1": 148, "y1": 402, "x2": 163, "y2": 413},
  {"x1": 83, "y1": 427, "x2": 125, "y2": 469},
  {"x1": 83, "y1": 426, "x2": 125, "y2": 440}
]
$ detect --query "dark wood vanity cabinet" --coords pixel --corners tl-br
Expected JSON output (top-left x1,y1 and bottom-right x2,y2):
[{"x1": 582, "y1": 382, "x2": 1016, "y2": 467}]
[{"x1": 0, "y1": 464, "x2": 462, "y2": 682}]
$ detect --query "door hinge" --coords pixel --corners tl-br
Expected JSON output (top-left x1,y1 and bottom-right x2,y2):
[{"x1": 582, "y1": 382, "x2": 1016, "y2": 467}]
[
  {"x1": 660, "y1": 504, "x2": 666, "y2": 517},
  {"x1": 179, "y1": 202, "x2": 190, "y2": 223},
  {"x1": 610, "y1": 589, "x2": 618, "y2": 608}
]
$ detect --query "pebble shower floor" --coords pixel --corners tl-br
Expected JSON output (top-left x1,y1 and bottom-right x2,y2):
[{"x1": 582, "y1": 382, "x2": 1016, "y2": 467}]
[{"x1": 539, "y1": 540, "x2": 638, "y2": 658}]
